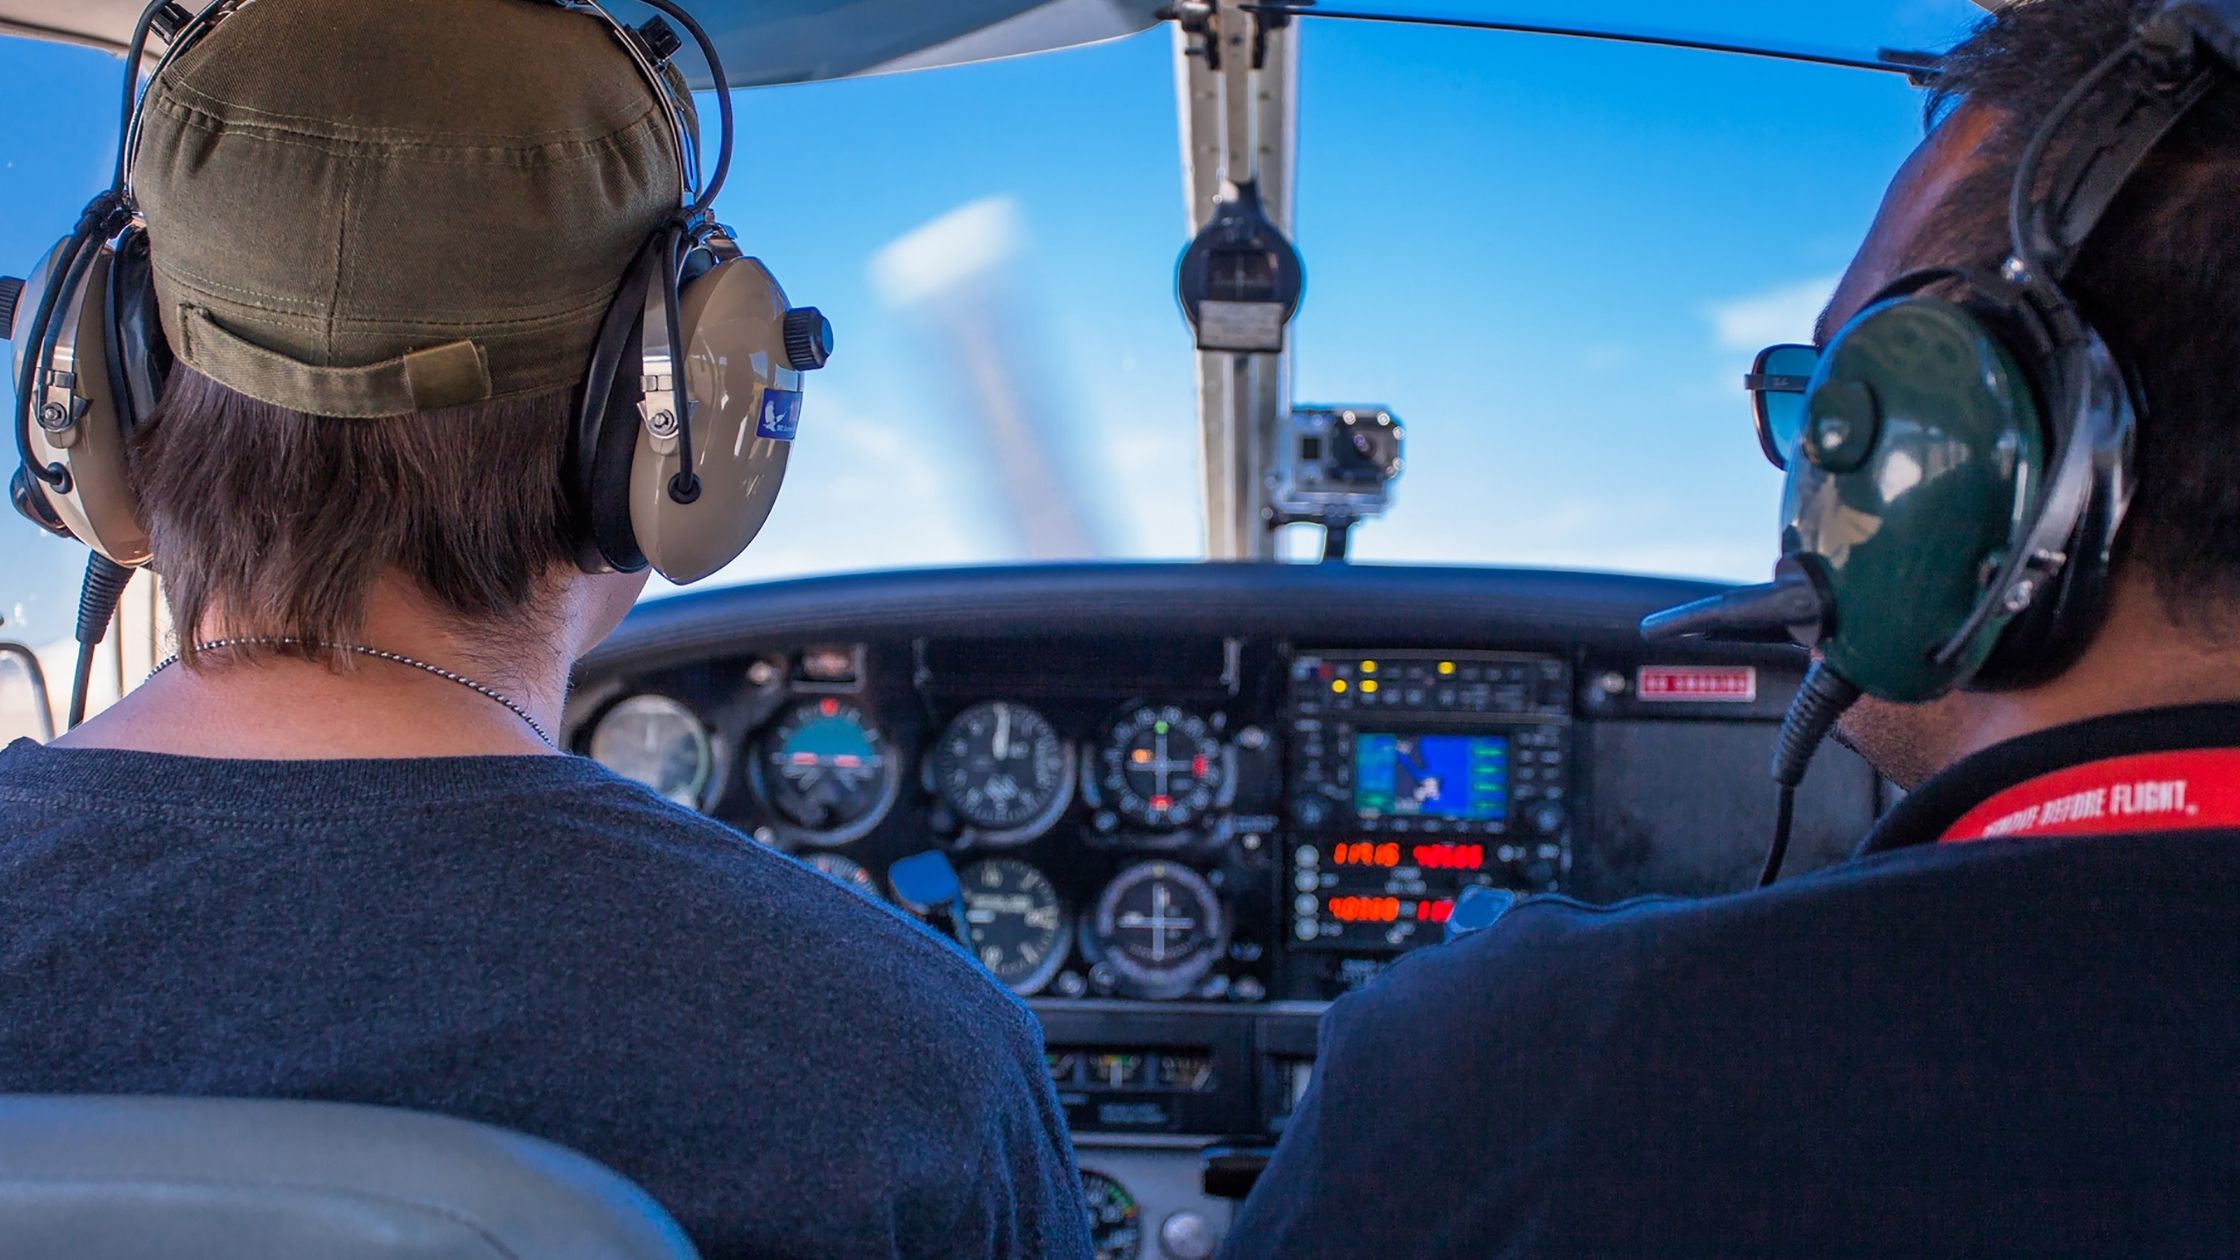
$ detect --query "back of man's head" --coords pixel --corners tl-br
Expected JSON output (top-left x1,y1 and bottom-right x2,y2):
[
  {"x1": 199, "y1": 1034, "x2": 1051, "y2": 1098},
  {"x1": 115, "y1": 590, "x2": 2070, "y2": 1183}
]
[
  {"x1": 127, "y1": 0, "x2": 683, "y2": 664},
  {"x1": 1922, "y1": 0, "x2": 2240, "y2": 640}
]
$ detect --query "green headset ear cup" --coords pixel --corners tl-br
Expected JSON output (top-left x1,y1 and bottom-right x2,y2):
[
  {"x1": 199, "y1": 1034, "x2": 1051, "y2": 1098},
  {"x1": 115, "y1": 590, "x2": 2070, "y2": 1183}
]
[
  {"x1": 1968, "y1": 319, "x2": 2137, "y2": 692},
  {"x1": 1780, "y1": 294, "x2": 2046, "y2": 702}
]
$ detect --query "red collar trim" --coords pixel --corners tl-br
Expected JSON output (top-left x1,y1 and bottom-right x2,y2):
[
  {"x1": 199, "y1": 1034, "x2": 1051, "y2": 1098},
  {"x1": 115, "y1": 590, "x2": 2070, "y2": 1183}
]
[{"x1": 1940, "y1": 748, "x2": 2240, "y2": 844}]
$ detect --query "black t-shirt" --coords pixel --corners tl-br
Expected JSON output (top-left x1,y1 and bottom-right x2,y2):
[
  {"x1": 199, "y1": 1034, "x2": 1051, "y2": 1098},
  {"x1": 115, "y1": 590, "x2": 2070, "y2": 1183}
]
[
  {"x1": 1225, "y1": 705, "x2": 2240, "y2": 1259},
  {"x1": 0, "y1": 740, "x2": 1091, "y2": 1260}
]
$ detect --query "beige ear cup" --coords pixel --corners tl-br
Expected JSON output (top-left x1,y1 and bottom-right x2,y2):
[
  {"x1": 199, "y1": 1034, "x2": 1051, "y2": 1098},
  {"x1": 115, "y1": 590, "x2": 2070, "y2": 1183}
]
[
  {"x1": 13, "y1": 244, "x2": 152, "y2": 567},
  {"x1": 628, "y1": 254, "x2": 803, "y2": 583}
]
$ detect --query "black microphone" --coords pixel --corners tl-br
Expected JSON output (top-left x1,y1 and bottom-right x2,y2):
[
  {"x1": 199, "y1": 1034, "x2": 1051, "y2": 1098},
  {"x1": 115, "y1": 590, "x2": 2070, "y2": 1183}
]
[
  {"x1": 1639, "y1": 555, "x2": 1858, "y2": 890},
  {"x1": 1640, "y1": 555, "x2": 1829, "y2": 646}
]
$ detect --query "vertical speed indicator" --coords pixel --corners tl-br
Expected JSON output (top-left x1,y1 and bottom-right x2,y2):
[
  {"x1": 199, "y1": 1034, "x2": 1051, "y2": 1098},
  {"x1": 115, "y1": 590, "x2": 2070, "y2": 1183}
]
[
  {"x1": 957, "y1": 858, "x2": 1070, "y2": 995},
  {"x1": 1095, "y1": 705, "x2": 1226, "y2": 829}
]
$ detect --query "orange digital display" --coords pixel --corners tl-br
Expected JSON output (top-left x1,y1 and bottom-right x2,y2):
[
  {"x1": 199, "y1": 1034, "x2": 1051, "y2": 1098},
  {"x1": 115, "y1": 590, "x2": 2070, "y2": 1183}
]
[
  {"x1": 1413, "y1": 842, "x2": 1486, "y2": 870},
  {"x1": 1327, "y1": 895, "x2": 1402, "y2": 923},
  {"x1": 1328, "y1": 841, "x2": 1485, "y2": 870},
  {"x1": 1332, "y1": 841, "x2": 1402, "y2": 868},
  {"x1": 1325, "y1": 895, "x2": 1457, "y2": 925}
]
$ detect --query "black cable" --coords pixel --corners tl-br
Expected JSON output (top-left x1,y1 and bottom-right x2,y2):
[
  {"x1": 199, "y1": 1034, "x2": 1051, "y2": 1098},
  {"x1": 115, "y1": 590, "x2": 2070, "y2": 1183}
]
[
  {"x1": 15, "y1": 198, "x2": 121, "y2": 493},
  {"x1": 112, "y1": 0, "x2": 176, "y2": 190},
  {"x1": 1235, "y1": 4, "x2": 1942, "y2": 82},
  {"x1": 659, "y1": 224, "x2": 701, "y2": 504},
  {"x1": 1760, "y1": 785, "x2": 1797, "y2": 888},
  {"x1": 1759, "y1": 661, "x2": 1862, "y2": 888},
  {"x1": 67, "y1": 647, "x2": 98, "y2": 733},
  {"x1": 65, "y1": 553, "x2": 134, "y2": 729},
  {"x1": 642, "y1": 0, "x2": 735, "y2": 214}
]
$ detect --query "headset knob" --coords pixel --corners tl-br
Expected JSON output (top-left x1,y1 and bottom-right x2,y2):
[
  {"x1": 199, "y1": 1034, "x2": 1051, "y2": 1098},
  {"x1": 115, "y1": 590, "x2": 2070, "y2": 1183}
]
[
  {"x1": 782, "y1": 307, "x2": 834, "y2": 371},
  {"x1": 0, "y1": 275, "x2": 23, "y2": 341}
]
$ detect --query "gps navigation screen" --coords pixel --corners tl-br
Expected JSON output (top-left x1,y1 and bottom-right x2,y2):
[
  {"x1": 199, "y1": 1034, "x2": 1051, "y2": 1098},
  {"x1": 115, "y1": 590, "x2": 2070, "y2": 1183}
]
[{"x1": 1352, "y1": 733, "x2": 1509, "y2": 822}]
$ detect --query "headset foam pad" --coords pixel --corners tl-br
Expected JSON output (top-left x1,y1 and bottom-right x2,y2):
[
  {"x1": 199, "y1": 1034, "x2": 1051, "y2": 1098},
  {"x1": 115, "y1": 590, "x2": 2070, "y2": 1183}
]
[{"x1": 568, "y1": 237, "x2": 662, "y2": 574}]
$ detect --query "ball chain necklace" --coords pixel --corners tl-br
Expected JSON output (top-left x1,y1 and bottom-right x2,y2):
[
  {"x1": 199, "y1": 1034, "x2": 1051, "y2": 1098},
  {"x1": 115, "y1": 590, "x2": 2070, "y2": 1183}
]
[{"x1": 146, "y1": 637, "x2": 553, "y2": 746}]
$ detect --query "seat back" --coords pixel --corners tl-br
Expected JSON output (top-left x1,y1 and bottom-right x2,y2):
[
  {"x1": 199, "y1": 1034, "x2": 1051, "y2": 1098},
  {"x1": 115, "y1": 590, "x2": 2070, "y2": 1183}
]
[{"x1": 0, "y1": 1095, "x2": 700, "y2": 1260}]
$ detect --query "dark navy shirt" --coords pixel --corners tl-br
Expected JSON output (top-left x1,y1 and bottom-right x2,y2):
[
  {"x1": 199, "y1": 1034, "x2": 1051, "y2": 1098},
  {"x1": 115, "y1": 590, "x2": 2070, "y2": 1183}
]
[
  {"x1": 1226, "y1": 705, "x2": 2240, "y2": 1259},
  {"x1": 0, "y1": 741, "x2": 1091, "y2": 1260}
]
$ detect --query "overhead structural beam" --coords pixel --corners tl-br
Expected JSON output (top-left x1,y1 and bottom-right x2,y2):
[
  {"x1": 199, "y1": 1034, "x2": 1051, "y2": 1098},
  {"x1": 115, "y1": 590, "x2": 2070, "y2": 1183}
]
[
  {"x1": 1236, "y1": 5, "x2": 1941, "y2": 84},
  {"x1": 1174, "y1": 0, "x2": 1298, "y2": 560}
]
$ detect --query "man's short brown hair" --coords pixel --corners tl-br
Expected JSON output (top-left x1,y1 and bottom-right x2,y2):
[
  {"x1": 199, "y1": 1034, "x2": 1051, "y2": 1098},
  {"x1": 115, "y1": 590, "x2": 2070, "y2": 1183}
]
[{"x1": 131, "y1": 367, "x2": 579, "y2": 668}]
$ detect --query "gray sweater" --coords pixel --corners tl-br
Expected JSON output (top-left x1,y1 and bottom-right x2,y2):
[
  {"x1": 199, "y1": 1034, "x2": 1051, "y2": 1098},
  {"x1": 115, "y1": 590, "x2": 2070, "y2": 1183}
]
[{"x1": 0, "y1": 739, "x2": 1089, "y2": 1259}]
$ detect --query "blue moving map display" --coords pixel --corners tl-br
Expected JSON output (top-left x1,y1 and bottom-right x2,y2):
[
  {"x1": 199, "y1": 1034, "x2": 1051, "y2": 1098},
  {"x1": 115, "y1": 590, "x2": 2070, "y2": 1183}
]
[{"x1": 1353, "y1": 733, "x2": 1509, "y2": 821}]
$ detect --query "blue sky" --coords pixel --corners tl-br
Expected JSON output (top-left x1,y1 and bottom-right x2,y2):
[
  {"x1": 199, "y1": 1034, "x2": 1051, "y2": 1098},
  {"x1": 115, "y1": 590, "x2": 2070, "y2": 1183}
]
[{"x1": 0, "y1": 1, "x2": 1986, "y2": 646}]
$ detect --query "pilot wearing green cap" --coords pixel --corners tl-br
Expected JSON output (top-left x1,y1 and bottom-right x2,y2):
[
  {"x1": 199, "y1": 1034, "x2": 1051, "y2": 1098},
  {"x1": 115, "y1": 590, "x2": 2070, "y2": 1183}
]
[{"x1": 0, "y1": 2, "x2": 1090, "y2": 1257}]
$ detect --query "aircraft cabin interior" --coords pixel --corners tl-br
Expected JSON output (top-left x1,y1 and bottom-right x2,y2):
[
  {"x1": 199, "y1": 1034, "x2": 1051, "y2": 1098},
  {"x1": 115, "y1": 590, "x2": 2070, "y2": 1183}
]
[{"x1": 8, "y1": 0, "x2": 2206, "y2": 1258}]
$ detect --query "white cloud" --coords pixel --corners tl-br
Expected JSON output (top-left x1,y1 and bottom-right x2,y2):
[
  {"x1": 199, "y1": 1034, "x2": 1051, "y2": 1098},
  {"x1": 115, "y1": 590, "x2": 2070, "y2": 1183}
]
[
  {"x1": 1705, "y1": 274, "x2": 1840, "y2": 352},
  {"x1": 868, "y1": 197, "x2": 1025, "y2": 308}
]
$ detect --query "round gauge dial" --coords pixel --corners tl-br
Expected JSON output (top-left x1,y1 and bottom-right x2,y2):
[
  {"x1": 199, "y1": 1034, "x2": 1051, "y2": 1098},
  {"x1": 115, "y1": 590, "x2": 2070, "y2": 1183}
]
[
  {"x1": 757, "y1": 699, "x2": 897, "y2": 844},
  {"x1": 1097, "y1": 705, "x2": 1225, "y2": 829},
  {"x1": 931, "y1": 702, "x2": 1073, "y2": 840},
  {"x1": 1079, "y1": 1170, "x2": 1142, "y2": 1260},
  {"x1": 802, "y1": 853, "x2": 881, "y2": 900},
  {"x1": 957, "y1": 858, "x2": 1070, "y2": 995},
  {"x1": 1091, "y1": 860, "x2": 1227, "y2": 999},
  {"x1": 588, "y1": 694, "x2": 712, "y2": 807}
]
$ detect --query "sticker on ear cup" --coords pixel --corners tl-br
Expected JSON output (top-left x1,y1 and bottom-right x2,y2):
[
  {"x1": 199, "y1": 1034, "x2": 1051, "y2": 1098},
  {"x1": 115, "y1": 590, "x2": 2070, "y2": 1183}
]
[{"x1": 756, "y1": 388, "x2": 803, "y2": 441}]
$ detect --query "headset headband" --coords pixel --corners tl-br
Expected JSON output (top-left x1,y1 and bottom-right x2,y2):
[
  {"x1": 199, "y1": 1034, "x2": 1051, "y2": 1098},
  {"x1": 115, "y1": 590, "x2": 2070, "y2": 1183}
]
[{"x1": 2012, "y1": 0, "x2": 2240, "y2": 287}]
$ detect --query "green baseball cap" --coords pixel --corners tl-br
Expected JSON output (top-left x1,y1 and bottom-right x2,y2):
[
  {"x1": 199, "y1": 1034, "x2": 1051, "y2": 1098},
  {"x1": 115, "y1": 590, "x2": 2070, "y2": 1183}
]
[{"x1": 131, "y1": 0, "x2": 686, "y2": 418}]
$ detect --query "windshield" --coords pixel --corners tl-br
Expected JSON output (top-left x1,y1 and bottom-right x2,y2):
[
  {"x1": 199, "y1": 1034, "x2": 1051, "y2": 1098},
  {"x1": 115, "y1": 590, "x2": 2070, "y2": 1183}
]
[{"x1": 0, "y1": 2, "x2": 1982, "y2": 728}]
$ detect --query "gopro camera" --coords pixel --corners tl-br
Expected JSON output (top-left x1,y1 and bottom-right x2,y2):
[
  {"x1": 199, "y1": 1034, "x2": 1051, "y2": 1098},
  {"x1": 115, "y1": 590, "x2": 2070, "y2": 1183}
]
[{"x1": 1272, "y1": 405, "x2": 1403, "y2": 521}]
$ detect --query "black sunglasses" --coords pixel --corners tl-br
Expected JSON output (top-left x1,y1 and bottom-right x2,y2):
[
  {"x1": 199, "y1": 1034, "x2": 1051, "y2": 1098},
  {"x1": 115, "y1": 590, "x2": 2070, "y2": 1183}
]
[{"x1": 1744, "y1": 343, "x2": 1818, "y2": 469}]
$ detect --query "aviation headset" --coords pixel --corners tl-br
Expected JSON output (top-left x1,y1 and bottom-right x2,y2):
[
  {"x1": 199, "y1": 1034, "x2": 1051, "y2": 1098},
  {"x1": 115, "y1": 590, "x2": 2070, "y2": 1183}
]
[
  {"x1": 1640, "y1": 0, "x2": 2240, "y2": 883},
  {"x1": 1762, "y1": 0, "x2": 2240, "y2": 706},
  {"x1": 6, "y1": 0, "x2": 831, "y2": 585}
]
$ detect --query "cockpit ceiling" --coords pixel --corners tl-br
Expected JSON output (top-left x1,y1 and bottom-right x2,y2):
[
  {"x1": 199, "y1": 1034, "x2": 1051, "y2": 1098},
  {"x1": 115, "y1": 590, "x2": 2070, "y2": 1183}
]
[{"x1": 0, "y1": 0, "x2": 1170, "y2": 88}]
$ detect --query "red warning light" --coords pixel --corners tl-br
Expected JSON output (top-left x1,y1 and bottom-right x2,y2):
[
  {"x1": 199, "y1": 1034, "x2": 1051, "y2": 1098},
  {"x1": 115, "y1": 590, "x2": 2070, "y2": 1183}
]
[
  {"x1": 818, "y1": 697, "x2": 840, "y2": 717},
  {"x1": 1192, "y1": 755, "x2": 1209, "y2": 777},
  {"x1": 1150, "y1": 794, "x2": 1173, "y2": 813}
]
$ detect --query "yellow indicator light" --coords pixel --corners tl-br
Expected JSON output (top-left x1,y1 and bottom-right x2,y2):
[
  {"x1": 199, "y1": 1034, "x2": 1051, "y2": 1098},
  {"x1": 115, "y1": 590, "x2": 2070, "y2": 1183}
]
[
  {"x1": 1439, "y1": 661, "x2": 1456, "y2": 676},
  {"x1": 1131, "y1": 748, "x2": 1154, "y2": 764},
  {"x1": 1361, "y1": 679, "x2": 1380, "y2": 694},
  {"x1": 1331, "y1": 679, "x2": 1349, "y2": 694},
  {"x1": 1360, "y1": 661, "x2": 1378, "y2": 674}
]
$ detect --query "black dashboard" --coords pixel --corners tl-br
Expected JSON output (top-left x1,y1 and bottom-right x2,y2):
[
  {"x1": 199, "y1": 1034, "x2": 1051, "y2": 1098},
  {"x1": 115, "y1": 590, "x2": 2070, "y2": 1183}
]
[{"x1": 564, "y1": 562, "x2": 1884, "y2": 1257}]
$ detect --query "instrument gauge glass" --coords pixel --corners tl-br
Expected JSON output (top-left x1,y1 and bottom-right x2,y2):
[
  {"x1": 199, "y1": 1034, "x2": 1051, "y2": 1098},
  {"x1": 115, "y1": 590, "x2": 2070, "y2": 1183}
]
[
  {"x1": 588, "y1": 695, "x2": 712, "y2": 807},
  {"x1": 931, "y1": 701, "x2": 1073, "y2": 841},
  {"x1": 1097, "y1": 705, "x2": 1225, "y2": 829},
  {"x1": 957, "y1": 857, "x2": 1070, "y2": 995},
  {"x1": 756, "y1": 699, "x2": 898, "y2": 844},
  {"x1": 1079, "y1": 1170, "x2": 1142, "y2": 1260},
  {"x1": 801, "y1": 852, "x2": 882, "y2": 900},
  {"x1": 1091, "y1": 860, "x2": 1227, "y2": 999}
]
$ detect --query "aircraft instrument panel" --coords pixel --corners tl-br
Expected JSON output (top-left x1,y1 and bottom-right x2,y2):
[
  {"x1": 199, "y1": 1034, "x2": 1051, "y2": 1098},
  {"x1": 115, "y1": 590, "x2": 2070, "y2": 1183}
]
[{"x1": 562, "y1": 563, "x2": 1885, "y2": 1235}]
